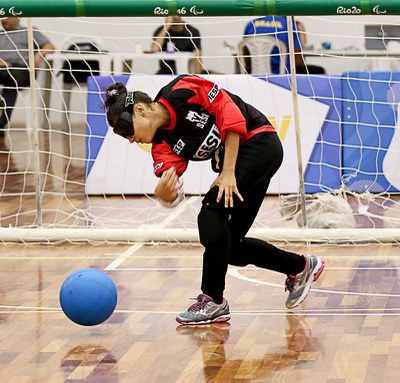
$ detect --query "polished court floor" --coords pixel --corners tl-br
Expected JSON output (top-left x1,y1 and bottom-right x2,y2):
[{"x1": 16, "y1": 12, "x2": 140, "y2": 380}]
[
  {"x1": 1, "y1": 243, "x2": 400, "y2": 382},
  {"x1": 2, "y1": 125, "x2": 400, "y2": 382}
]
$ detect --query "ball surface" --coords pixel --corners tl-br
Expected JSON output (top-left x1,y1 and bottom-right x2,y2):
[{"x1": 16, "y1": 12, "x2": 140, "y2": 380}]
[{"x1": 60, "y1": 268, "x2": 117, "y2": 326}]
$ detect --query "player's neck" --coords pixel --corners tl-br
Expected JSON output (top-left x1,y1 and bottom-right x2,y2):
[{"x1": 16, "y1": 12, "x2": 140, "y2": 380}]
[{"x1": 154, "y1": 102, "x2": 171, "y2": 129}]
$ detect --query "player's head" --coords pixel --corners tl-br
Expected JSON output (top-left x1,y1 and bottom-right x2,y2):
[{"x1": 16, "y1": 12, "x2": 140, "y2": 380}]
[{"x1": 104, "y1": 83, "x2": 153, "y2": 141}]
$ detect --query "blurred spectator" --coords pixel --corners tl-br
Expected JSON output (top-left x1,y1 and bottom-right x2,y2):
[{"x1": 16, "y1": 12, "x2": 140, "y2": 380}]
[
  {"x1": 295, "y1": 19, "x2": 308, "y2": 46},
  {"x1": 293, "y1": 19, "x2": 326, "y2": 74},
  {"x1": 243, "y1": 16, "x2": 325, "y2": 74},
  {"x1": 0, "y1": 17, "x2": 55, "y2": 135},
  {"x1": 151, "y1": 16, "x2": 203, "y2": 74}
]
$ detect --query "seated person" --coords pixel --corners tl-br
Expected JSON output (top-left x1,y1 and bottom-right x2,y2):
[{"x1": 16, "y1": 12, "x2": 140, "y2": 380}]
[
  {"x1": 151, "y1": 16, "x2": 203, "y2": 74},
  {"x1": 0, "y1": 17, "x2": 55, "y2": 135},
  {"x1": 295, "y1": 19, "x2": 308, "y2": 46},
  {"x1": 294, "y1": 19, "x2": 326, "y2": 74},
  {"x1": 243, "y1": 16, "x2": 325, "y2": 75}
]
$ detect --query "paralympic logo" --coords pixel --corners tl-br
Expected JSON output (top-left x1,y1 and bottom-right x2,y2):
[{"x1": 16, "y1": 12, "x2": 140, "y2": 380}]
[
  {"x1": 0, "y1": 6, "x2": 22, "y2": 17},
  {"x1": 372, "y1": 5, "x2": 387, "y2": 14}
]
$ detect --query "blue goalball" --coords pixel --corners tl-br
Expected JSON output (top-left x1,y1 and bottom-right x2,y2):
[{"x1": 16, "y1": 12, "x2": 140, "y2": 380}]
[{"x1": 60, "y1": 268, "x2": 118, "y2": 326}]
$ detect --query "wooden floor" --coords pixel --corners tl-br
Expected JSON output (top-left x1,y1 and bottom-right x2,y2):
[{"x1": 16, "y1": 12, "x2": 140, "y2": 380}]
[
  {"x1": 1, "y1": 243, "x2": 400, "y2": 382},
  {"x1": 2, "y1": 127, "x2": 400, "y2": 382}
]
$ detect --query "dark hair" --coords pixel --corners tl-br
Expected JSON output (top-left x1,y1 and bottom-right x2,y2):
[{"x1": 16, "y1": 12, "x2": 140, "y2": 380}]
[{"x1": 103, "y1": 82, "x2": 153, "y2": 129}]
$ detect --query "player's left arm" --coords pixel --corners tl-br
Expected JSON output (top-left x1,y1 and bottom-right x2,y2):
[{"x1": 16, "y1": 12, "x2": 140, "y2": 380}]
[
  {"x1": 210, "y1": 130, "x2": 244, "y2": 208},
  {"x1": 183, "y1": 77, "x2": 247, "y2": 206}
]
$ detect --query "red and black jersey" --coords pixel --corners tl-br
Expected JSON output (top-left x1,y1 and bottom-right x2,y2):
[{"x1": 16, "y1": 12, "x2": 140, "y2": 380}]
[{"x1": 152, "y1": 75, "x2": 275, "y2": 177}]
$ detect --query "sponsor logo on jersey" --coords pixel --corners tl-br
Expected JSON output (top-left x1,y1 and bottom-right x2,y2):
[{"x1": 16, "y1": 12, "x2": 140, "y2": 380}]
[
  {"x1": 153, "y1": 162, "x2": 164, "y2": 173},
  {"x1": 125, "y1": 91, "x2": 135, "y2": 106},
  {"x1": 193, "y1": 124, "x2": 221, "y2": 159},
  {"x1": 185, "y1": 111, "x2": 209, "y2": 129},
  {"x1": 173, "y1": 139, "x2": 185, "y2": 155},
  {"x1": 208, "y1": 84, "x2": 219, "y2": 103}
]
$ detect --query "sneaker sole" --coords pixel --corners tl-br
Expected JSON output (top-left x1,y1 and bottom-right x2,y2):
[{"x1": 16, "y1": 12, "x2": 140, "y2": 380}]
[
  {"x1": 287, "y1": 258, "x2": 325, "y2": 309},
  {"x1": 175, "y1": 313, "x2": 231, "y2": 326}
]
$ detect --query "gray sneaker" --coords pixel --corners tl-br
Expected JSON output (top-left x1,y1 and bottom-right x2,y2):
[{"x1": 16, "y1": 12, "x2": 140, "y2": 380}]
[
  {"x1": 176, "y1": 294, "x2": 231, "y2": 325},
  {"x1": 285, "y1": 254, "x2": 324, "y2": 309}
]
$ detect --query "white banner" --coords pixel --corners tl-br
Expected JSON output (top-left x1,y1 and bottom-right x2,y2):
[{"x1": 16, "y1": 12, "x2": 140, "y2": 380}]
[{"x1": 85, "y1": 75, "x2": 329, "y2": 195}]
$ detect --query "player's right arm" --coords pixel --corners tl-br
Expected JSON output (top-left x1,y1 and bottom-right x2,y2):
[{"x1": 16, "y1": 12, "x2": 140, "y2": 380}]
[
  {"x1": 154, "y1": 167, "x2": 184, "y2": 207},
  {"x1": 152, "y1": 140, "x2": 188, "y2": 207}
]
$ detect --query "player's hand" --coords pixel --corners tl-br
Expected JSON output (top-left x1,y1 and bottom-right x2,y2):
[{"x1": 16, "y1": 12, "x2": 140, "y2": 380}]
[
  {"x1": 155, "y1": 167, "x2": 183, "y2": 203},
  {"x1": 210, "y1": 170, "x2": 243, "y2": 208}
]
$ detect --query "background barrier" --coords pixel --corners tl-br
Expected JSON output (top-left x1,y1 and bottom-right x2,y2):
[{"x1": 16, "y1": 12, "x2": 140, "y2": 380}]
[{"x1": 86, "y1": 72, "x2": 400, "y2": 195}]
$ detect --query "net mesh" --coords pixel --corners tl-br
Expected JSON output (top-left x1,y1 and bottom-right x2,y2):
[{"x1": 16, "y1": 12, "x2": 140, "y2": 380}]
[{"x1": 1, "y1": 15, "x2": 400, "y2": 244}]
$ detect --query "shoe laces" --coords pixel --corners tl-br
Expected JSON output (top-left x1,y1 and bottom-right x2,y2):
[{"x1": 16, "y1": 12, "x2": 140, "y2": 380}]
[
  {"x1": 188, "y1": 294, "x2": 212, "y2": 312},
  {"x1": 285, "y1": 275, "x2": 297, "y2": 292},
  {"x1": 286, "y1": 256, "x2": 308, "y2": 292}
]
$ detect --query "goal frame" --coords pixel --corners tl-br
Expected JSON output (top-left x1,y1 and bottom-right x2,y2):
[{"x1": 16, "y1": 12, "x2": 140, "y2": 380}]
[{"x1": 1, "y1": 1, "x2": 400, "y2": 243}]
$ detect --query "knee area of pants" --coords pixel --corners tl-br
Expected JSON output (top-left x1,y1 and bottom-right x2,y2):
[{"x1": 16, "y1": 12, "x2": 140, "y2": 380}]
[
  {"x1": 229, "y1": 247, "x2": 249, "y2": 267},
  {"x1": 197, "y1": 209, "x2": 226, "y2": 246}
]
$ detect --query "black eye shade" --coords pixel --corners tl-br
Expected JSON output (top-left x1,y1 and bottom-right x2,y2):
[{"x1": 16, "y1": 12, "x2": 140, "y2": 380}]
[
  {"x1": 112, "y1": 91, "x2": 135, "y2": 139},
  {"x1": 113, "y1": 111, "x2": 134, "y2": 139}
]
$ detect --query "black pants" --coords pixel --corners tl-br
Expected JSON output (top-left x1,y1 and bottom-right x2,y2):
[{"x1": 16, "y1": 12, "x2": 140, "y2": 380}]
[
  {"x1": 296, "y1": 64, "x2": 326, "y2": 74},
  {"x1": 198, "y1": 132, "x2": 305, "y2": 303},
  {"x1": 0, "y1": 67, "x2": 30, "y2": 129}
]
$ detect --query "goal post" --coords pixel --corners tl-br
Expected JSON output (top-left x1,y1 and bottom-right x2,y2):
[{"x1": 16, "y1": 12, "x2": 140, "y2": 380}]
[
  {"x1": 1, "y1": 0, "x2": 400, "y2": 17},
  {"x1": 2, "y1": 227, "x2": 400, "y2": 244},
  {"x1": 1, "y1": 4, "x2": 400, "y2": 244}
]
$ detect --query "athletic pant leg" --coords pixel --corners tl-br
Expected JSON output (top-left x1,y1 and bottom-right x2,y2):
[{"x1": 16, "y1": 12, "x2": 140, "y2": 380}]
[
  {"x1": 228, "y1": 133, "x2": 305, "y2": 276},
  {"x1": 198, "y1": 201, "x2": 230, "y2": 303},
  {"x1": 199, "y1": 132, "x2": 301, "y2": 302}
]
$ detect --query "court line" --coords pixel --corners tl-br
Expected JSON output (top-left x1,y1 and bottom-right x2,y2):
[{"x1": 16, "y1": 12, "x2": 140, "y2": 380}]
[
  {"x1": 108, "y1": 267, "x2": 202, "y2": 271},
  {"x1": 2, "y1": 306, "x2": 400, "y2": 316},
  {"x1": 110, "y1": 266, "x2": 400, "y2": 271},
  {"x1": 154, "y1": 195, "x2": 199, "y2": 227},
  {"x1": 0, "y1": 255, "x2": 203, "y2": 260},
  {"x1": 227, "y1": 267, "x2": 400, "y2": 298},
  {"x1": 107, "y1": 266, "x2": 400, "y2": 298},
  {"x1": 320, "y1": 267, "x2": 400, "y2": 270},
  {"x1": 0, "y1": 305, "x2": 62, "y2": 310},
  {"x1": 104, "y1": 243, "x2": 144, "y2": 271},
  {"x1": 3, "y1": 253, "x2": 400, "y2": 260},
  {"x1": 103, "y1": 196, "x2": 199, "y2": 271},
  {"x1": 2, "y1": 304, "x2": 400, "y2": 313}
]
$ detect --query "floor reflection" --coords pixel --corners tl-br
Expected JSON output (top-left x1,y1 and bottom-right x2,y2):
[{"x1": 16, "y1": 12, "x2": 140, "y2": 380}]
[
  {"x1": 60, "y1": 343, "x2": 118, "y2": 382},
  {"x1": 176, "y1": 315, "x2": 323, "y2": 381}
]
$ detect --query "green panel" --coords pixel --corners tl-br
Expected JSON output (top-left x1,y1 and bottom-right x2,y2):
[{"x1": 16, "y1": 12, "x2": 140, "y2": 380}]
[{"x1": 0, "y1": 0, "x2": 399, "y2": 17}]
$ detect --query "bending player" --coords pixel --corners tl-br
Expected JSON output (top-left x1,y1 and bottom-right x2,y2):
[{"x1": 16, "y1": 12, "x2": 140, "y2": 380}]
[{"x1": 103, "y1": 75, "x2": 324, "y2": 325}]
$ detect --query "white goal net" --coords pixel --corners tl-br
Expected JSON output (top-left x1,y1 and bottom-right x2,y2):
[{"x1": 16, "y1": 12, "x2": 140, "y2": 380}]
[{"x1": 0, "y1": 15, "x2": 400, "y2": 243}]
